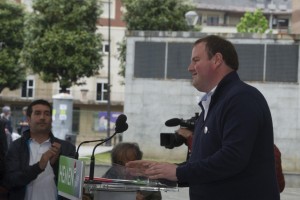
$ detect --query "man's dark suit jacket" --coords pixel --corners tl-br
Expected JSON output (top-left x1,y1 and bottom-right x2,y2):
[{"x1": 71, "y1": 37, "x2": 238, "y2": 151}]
[{"x1": 177, "y1": 72, "x2": 280, "y2": 200}]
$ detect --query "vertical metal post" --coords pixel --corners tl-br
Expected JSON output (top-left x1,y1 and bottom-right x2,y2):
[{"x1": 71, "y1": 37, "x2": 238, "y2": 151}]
[{"x1": 106, "y1": 0, "x2": 111, "y2": 145}]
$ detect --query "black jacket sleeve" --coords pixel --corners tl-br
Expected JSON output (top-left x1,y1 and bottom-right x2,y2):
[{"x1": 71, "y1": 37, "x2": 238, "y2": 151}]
[{"x1": 4, "y1": 139, "x2": 44, "y2": 188}]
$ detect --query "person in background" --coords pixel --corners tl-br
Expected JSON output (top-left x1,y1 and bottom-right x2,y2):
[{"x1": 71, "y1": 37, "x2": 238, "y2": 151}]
[
  {"x1": 103, "y1": 142, "x2": 162, "y2": 200},
  {"x1": 0, "y1": 106, "x2": 13, "y2": 147},
  {"x1": 4, "y1": 99, "x2": 76, "y2": 200},
  {"x1": 0, "y1": 119, "x2": 8, "y2": 199},
  {"x1": 126, "y1": 35, "x2": 280, "y2": 200},
  {"x1": 17, "y1": 106, "x2": 29, "y2": 135},
  {"x1": 274, "y1": 144, "x2": 285, "y2": 192},
  {"x1": 0, "y1": 119, "x2": 8, "y2": 154}
]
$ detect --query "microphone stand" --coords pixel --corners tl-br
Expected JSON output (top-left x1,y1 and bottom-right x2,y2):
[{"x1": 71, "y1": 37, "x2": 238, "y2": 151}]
[
  {"x1": 89, "y1": 131, "x2": 119, "y2": 181},
  {"x1": 75, "y1": 139, "x2": 105, "y2": 159}
]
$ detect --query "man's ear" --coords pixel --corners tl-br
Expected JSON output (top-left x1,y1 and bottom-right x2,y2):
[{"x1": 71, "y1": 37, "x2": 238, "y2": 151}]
[{"x1": 213, "y1": 52, "x2": 223, "y2": 66}]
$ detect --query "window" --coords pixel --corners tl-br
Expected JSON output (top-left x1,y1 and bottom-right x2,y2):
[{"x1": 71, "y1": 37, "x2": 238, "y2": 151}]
[
  {"x1": 133, "y1": 41, "x2": 298, "y2": 83},
  {"x1": 134, "y1": 42, "x2": 166, "y2": 78},
  {"x1": 102, "y1": 41, "x2": 110, "y2": 54},
  {"x1": 207, "y1": 15, "x2": 219, "y2": 26},
  {"x1": 96, "y1": 82, "x2": 108, "y2": 102},
  {"x1": 100, "y1": 0, "x2": 115, "y2": 19},
  {"x1": 21, "y1": 78, "x2": 34, "y2": 98},
  {"x1": 277, "y1": 18, "x2": 289, "y2": 28}
]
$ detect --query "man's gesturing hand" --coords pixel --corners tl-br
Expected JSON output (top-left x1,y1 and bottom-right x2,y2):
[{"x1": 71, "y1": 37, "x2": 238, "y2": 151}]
[{"x1": 39, "y1": 142, "x2": 61, "y2": 169}]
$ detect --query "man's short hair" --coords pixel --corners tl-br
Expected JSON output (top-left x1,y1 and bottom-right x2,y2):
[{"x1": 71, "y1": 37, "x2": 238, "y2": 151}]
[
  {"x1": 2, "y1": 106, "x2": 11, "y2": 113},
  {"x1": 194, "y1": 35, "x2": 239, "y2": 70},
  {"x1": 26, "y1": 99, "x2": 52, "y2": 117}
]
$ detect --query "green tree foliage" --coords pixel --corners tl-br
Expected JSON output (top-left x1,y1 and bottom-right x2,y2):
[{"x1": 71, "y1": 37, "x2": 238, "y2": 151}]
[
  {"x1": 237, "y1": 9, "x2": 269, "y2": 34},
  {"x1": 21, "y1": 0, "x2": 103, "y2": 92},
  {"x1": 0, "y1": 0, "x2": 26, "y2": 93},
  {"x1": 117, "y1": 37, "x2": 126, "y2": 84},
  {"x1": 118, "y1": 0, "x2": 195, "y2": 81},
  {"x1": 122, "y1": 0, "x2": 192, "y2": 31}
]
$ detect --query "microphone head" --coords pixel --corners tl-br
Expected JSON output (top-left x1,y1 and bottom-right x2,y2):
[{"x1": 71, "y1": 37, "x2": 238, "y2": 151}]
[
  {"x1": 115, "y1": 114, "x2": 128, "y2": 133},
  {"x1": 165, "y1": 118, "x2": 181, "y2": 127},
  {"x1": 116, "y1": 114, "x2": 127, "y2": 125},
  {"x1": 123, "y1": 123, "x2": 128, "y2": 132},
  {"x1": 115, "y1": 123, "x2": 128, "y2": 133}
]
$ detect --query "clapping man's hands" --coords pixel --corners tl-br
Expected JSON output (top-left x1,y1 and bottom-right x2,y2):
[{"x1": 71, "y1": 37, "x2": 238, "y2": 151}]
[{"x1": 39, "y1": 142, "x2": 61, "y2": 170}]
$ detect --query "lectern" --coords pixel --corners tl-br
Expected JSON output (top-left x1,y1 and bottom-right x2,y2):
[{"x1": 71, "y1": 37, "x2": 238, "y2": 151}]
[
  {"x1": 84, "y1": 177, "x2": 178, "y2": 200},
  {"x1": 57, "y1": 156, "x2": 178, "y2": 200}
]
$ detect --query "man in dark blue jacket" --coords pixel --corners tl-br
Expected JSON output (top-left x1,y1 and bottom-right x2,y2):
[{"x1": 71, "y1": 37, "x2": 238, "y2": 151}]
[
  {"x1": 126, "y1": 35, "x2": 280, "y2": 200},
  {"x1": 4, "y1": 99, "x2": 75, "y2": 200}
]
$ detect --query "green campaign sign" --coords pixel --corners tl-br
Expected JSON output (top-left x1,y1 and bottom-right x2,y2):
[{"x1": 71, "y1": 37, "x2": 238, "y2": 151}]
[{"x1": 58, "y1": 156, "x2": 85, "y2": 200}]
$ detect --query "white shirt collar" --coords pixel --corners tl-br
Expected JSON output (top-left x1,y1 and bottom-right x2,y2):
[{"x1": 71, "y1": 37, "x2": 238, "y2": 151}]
[{"x1": 200, "y1": 86, "x2": 217, "y2": 120}]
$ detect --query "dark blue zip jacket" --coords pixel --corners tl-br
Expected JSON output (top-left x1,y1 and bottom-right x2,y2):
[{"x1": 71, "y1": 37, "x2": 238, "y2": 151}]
[
  {"x1": 177, "y1": 71, "x2": 280, "y2": 200},
  {"x1": 4, "y1": 130, "x2": 75, "y2": 200}
]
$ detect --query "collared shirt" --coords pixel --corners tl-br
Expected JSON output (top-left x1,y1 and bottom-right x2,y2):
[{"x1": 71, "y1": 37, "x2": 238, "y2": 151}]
[
  {"x1": 200, "y1": 86, "x2": 216, "y2": 120},
  {"x1": 25, "y1": 139, "x2": 57, "y2": 200}
]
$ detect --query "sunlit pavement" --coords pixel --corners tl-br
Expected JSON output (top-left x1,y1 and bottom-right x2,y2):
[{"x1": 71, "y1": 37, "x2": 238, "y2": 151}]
[
  {"x1": 160, "y1": 187, "x2": 300, "y2": 200},
  {"x1": 77, "y1": 145, "x2": 113, "y2": 158}
]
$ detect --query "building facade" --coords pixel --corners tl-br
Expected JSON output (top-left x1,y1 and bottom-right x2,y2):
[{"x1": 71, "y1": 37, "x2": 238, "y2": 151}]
[
  {"x1": 0, "y1": 0, "x2": 126, "y2": 143},
  {"x1": 2, "y1": 0, "x2": 299, "y2": 144},
  {"x1": 193, "y1": 0, "x2": 292, "y2": 34}
]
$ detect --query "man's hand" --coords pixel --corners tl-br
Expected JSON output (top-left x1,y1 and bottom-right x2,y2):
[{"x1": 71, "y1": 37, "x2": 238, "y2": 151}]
[
  {"x1": 126, "y1": 160, "x2": 153, "y2": 177},
  {"x1": 145, "y1": 162, "x2": 178, "y2": 181},
  {"x1": 176, "y1": 128, "x2": 193, "y2": 139},
  {"x1": 126, "y1": 160, "x2": 178, "y2": 181},
  {"x1": 49, "y1": 142, "x2": 61, "y2": 165},
  {"x1": 176, "y1": 128, "x2": 193, "y2": 150},
  {"x1": 38, "y1": 142, "x2": 61, "y2": 169}
]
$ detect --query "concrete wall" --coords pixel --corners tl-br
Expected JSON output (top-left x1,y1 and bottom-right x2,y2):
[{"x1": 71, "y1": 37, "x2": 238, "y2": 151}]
[
  {"x1": 292, "y1": 0, "x2": 300, "y2": 34},
  {"x1": 123, "y1": 32, "x2": 300, "y2": 173}
]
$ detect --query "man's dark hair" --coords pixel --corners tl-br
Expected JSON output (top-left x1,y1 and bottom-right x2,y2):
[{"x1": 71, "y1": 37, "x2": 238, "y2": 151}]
[
  {"x1": 111, "y1": 142, "x2": 143, "y2": 166},
  {"x1": 26, "y1": 99, "x2": 52, "y2": 117},
  {"x1": 194, "y1": 35, "x2": 239, "y2": 70}
]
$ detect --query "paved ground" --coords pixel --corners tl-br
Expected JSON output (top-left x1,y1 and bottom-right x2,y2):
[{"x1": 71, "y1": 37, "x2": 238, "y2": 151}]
[
  {"x1": 160, "y1": 187, "x2": 300, "y2": 200},
  {"x1": 80, "y1": 146, "x2": 300, "y2": 200}
]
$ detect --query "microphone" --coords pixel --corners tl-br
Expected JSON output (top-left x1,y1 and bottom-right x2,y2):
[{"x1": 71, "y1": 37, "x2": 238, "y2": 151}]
[
  {"x1": 165, "y1": 113, "x2": 199, "y2": 130},
  {"x1": 115, "y1": 123, "x2": 128, "y2": 134},
  {"x1": 165, "y1": 118, "x2": 182, "y2": 127},
  {"x1": 89, "y1": 114, "x2": 128, "y2": 180},
  {"x1": 115, "y1": 114, "x2": 127, "y2": 132},
  {"x1": 75, "y1": 138, "x2": 105, "y2": 159},
  {"x1": 75, "y1": 114, "x2": 128, "y2": 159}
]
